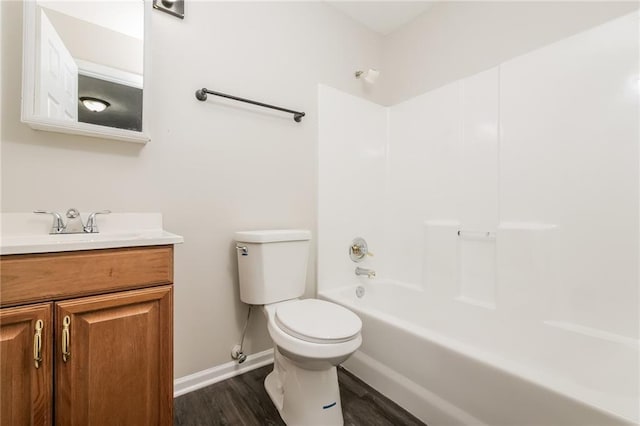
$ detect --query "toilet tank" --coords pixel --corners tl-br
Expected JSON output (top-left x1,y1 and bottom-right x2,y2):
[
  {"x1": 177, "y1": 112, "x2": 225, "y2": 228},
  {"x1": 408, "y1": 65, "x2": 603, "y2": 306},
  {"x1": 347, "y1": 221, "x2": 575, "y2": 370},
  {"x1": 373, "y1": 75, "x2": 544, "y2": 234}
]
[{"x1": 234, "y1": 229, "x2": 311, "y2": 305}]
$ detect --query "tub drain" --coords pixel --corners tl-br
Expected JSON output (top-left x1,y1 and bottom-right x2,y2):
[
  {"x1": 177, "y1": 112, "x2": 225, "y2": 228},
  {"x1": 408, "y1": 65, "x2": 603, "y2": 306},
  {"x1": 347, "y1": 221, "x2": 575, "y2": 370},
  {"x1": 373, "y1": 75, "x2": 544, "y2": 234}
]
[{"x1": 356, "y1": 286, "x2": 365, "y2": 298}]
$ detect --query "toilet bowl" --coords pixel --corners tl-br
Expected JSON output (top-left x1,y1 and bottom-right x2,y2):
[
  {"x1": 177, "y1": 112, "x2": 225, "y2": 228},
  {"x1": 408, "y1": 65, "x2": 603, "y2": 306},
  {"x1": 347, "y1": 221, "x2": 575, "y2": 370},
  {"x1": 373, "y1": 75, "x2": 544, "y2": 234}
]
[
  {"x1": 265, "y1": 299, "x2": 362, "y2": 367},
  {"x1": 263, "y1": 299, "x2": 362, "y2": 425},
  {"x1": 234, "y1": 229, "x2": 362, "y2": 425}
]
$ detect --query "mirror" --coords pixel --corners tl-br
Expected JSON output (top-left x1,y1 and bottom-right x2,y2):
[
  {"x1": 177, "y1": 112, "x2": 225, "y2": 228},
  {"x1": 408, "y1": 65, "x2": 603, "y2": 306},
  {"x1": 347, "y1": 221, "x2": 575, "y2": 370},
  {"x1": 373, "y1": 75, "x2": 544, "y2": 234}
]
[{"x1": 21, "y1": 0, "x2": 149, "y2": 143}]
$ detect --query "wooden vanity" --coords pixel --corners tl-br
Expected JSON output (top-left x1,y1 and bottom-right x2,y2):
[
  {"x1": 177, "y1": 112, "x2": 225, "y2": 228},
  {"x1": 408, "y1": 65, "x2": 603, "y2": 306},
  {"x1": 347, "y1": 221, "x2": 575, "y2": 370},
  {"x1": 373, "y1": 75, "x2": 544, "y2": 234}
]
[{"x1": 0, "y1": 245, "x2": 175, "y2": 425}]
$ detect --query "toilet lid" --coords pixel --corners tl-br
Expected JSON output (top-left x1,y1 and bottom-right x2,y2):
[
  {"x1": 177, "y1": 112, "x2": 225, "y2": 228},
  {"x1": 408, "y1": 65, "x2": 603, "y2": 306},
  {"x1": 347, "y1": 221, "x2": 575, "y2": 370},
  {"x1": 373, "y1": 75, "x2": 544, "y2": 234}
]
[{"x1": 275, "y1": 299, "x2": 362, "y2": 344}]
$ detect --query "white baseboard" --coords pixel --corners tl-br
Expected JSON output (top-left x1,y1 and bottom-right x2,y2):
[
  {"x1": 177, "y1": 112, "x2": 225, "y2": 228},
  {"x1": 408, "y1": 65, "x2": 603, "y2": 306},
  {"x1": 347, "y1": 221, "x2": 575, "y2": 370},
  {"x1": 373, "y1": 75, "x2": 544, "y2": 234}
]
[{"x1": 174, "y1": 349, "x2": 274, "y2": 398}]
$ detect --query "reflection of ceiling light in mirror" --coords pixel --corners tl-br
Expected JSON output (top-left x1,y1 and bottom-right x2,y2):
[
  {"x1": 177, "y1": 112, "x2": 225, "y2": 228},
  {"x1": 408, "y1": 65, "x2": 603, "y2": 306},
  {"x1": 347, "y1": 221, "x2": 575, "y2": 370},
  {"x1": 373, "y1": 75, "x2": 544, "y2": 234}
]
[{"x1": 80, "y1": 97, "x2": 110, "y2": 113}]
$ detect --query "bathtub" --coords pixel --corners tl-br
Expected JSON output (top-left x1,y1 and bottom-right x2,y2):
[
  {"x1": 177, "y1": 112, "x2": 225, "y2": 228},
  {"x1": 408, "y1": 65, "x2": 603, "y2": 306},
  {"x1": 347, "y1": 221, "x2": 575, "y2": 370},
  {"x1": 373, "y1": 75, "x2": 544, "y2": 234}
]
[{"x1": 319, "y1": 282, "x2": 639, "y2": 426}]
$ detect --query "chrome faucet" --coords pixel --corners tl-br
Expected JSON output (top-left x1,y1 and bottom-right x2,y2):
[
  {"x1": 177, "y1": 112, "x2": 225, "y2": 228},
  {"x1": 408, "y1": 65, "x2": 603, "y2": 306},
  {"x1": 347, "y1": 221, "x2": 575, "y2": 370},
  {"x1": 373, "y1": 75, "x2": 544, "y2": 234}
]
[
  {"x1": 355, "y1": 267, "x2": 376, "y2": 279},
  {"x1": 63, "y1": 208, "x2": 85, "y2": 233},
  {"x1": 34, "y1": 208, "x2": 111, "y2": 234}
]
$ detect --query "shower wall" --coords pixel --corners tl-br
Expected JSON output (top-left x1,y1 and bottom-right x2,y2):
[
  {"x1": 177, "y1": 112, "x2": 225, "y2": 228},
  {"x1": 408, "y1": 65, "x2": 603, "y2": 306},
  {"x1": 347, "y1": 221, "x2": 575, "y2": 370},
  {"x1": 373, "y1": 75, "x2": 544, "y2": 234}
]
[
  {"x1": 319, "y1": 10, "x2": 639, "y2": 341},
  {"x1": 317, "y1": 86, "x2": 387, "y2": 287}
]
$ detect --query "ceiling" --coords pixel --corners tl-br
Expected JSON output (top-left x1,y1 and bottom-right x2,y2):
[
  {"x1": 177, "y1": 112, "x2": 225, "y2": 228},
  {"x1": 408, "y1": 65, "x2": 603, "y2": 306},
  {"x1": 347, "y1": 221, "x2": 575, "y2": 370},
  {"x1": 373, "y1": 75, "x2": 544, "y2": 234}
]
[
  {"x1": 326, "y1": 1, "x2": 435, "y2": 35},
  {"x1": 40, "y1": 1, "x2": 432, "y2": 40},
  {"x1": 39, "y1": 1, "x2": 433, "y2": 41}
]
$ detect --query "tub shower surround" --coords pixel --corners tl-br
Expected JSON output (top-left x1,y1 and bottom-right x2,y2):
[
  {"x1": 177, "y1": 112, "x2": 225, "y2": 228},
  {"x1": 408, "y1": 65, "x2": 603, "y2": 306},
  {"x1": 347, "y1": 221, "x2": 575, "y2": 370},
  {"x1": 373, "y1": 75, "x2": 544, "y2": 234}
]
[{"x1": 318, "y1": 12, "x2": 639, "y2": 426}]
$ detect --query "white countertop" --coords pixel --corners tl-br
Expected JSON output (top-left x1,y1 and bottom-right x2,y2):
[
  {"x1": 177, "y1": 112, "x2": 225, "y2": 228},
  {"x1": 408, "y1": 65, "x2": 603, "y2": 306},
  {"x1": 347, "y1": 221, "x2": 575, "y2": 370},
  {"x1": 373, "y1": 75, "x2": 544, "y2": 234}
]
[{"x1": 1, "y1": 212, "x2": 183, "y2": 255}]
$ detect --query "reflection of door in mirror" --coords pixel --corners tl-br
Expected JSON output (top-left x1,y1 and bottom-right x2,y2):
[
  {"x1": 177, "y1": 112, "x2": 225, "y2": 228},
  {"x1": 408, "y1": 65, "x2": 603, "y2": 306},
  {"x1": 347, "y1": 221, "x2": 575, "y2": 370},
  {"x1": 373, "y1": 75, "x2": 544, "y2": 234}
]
[{"x1": 37, "y1": 7, "x2": 78, "y2": 121}]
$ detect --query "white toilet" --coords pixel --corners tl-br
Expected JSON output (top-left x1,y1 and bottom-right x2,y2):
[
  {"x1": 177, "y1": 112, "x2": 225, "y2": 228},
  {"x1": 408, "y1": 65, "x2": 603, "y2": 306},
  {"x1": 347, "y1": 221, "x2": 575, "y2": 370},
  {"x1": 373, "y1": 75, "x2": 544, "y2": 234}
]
[{"x1": 234, "y1": 229, "x2": 362, "y2": 426}]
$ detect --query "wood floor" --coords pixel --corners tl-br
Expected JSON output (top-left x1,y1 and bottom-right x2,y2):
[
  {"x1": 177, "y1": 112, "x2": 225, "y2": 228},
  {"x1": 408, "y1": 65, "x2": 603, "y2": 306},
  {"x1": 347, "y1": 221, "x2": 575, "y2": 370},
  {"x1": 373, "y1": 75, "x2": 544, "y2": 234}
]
[{"x1": 174, "y1": 364, "x2": 425, "y2": 426}]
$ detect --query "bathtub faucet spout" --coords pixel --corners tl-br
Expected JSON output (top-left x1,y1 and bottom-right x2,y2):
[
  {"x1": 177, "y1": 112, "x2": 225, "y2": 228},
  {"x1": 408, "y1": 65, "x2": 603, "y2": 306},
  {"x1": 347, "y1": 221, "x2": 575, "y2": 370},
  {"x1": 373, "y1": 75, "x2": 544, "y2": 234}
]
[{"x1": 355, "y1": 267, "x2": 376, "y2": 279}]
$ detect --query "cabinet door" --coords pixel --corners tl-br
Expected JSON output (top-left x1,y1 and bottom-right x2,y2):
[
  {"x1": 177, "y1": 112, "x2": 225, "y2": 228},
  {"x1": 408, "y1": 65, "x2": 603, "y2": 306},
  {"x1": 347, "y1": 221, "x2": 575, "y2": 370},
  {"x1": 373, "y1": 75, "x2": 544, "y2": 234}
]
[
  {"x1": 0, "y1": 303, "x2": 52, "y2": 426},
  {"x1": 55, "y1": 286, "x2": 173, "y2": 426}
]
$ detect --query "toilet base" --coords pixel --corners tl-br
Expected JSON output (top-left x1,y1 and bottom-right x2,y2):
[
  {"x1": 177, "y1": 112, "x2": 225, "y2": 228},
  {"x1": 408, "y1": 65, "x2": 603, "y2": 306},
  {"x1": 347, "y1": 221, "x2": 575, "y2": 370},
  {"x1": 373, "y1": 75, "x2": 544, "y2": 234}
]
[{"x1": 264, "y1": 348, "x2": 344, "y2": 425}]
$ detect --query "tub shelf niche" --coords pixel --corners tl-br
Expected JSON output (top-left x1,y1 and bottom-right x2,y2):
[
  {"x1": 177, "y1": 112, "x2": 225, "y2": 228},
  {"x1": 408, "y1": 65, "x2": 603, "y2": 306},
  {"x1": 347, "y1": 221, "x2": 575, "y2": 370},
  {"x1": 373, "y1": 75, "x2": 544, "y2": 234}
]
[
  {"x1": 423, "y1": 220, "x2": 557, "y2": 312},
  {"x1": 457, "y1": 225, "x2": 497, "y2": 309}
]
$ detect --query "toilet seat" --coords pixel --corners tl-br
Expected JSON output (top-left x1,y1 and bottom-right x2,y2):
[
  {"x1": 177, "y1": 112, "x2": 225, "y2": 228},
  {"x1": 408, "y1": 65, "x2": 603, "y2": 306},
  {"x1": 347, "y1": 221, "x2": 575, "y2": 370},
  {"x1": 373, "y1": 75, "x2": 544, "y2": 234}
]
[
  {"x1": 275, "y1": 299, "x2": 361, "y2": 344},
  {"x1": 264, "y1": 300, "x2": 362, "y2": 362}
]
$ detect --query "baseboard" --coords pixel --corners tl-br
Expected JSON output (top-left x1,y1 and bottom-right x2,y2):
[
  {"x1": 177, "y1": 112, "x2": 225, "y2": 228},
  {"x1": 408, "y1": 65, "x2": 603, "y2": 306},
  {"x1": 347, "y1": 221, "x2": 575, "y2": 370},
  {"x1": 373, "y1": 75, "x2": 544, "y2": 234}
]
[
  {"x1": 174, "y1": 349, "x2": 274, "y2": 398},
  {"x1": 342, "y1": 351, "x2": 485, "y2": 426}
]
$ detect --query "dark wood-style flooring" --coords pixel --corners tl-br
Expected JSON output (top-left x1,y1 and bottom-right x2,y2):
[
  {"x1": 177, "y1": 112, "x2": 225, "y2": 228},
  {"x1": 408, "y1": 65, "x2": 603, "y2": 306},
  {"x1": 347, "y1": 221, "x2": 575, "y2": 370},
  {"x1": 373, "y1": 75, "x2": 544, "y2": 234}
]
[{"x1": 174, "y1": 364, "x2": 425, "y2": 426}]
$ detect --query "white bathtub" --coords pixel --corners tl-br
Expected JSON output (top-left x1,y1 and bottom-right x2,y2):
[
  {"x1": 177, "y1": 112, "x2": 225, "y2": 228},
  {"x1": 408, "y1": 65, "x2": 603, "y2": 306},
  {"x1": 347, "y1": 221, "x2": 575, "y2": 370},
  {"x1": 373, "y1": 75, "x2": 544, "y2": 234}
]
[{"x1": 320, "y1": 282, "x2": 639, "y2": 426}]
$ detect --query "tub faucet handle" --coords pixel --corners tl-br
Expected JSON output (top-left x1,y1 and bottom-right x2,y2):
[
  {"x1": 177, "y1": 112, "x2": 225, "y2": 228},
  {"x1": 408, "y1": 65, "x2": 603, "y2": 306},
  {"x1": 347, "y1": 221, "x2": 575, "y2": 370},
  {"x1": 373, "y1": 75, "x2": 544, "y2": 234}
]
[
  {"x1": 350, "y1": 237, "x2": 373, "y2": 262},
  {"x1": 352, "y1": 245, "x2": 373, "y2": 257}
]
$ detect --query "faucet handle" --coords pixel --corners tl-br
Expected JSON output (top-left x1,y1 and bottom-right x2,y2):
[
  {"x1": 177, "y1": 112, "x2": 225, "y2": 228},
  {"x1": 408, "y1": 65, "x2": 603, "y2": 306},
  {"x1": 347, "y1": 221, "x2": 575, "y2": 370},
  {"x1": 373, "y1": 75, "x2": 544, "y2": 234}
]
[
  {"x1": 350, "y1": 237, "x2": 372, "y2": 262},
  {"x1": 34, "y1": 210, "x2": 65, "y2": 234},
  {"x1": 84, "y1": 210, "x2": 111, "y2": 233},
  {"x1": 65, "y1": 208, "x2": 80, "y2": 219}
]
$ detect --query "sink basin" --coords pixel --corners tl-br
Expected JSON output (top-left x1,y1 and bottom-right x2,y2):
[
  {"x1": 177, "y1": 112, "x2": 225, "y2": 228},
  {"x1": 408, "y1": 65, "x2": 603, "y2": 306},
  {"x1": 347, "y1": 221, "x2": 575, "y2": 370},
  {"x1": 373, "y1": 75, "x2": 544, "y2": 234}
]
[{"x1": 1, "y1": 213, "x2": 183, "y2": 255}]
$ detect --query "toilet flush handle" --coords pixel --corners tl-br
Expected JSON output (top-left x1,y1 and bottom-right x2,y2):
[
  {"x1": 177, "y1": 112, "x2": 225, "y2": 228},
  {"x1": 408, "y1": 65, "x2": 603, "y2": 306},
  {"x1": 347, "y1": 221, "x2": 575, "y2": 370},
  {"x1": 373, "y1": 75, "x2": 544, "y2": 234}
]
[{"x1": 236, "y1": 245, "x2": 248, "y2": 256}]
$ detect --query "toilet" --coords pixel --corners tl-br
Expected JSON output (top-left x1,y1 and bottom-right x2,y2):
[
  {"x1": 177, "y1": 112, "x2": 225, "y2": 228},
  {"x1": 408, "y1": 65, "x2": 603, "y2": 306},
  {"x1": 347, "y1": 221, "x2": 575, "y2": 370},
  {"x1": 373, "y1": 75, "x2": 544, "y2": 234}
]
[{"x1": 234, "y1": 229, "x2": 362, "y2": 426}]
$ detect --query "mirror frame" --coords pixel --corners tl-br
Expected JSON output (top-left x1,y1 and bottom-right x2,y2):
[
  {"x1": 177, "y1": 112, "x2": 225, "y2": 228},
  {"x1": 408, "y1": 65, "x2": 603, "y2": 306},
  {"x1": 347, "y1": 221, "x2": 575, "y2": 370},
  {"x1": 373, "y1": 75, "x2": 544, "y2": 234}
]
[{"x1": 21, "y1": 0, "x2": 151, "y2": 144}]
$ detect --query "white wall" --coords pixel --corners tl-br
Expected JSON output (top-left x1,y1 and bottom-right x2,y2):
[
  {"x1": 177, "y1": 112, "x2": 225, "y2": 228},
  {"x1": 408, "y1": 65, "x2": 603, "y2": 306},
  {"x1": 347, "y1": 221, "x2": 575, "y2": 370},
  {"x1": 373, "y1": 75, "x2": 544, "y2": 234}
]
[
  {"x1": 382, "y1": 1, "x2": 638, "y2": 105},
  {"x1": 0, "y1": 0, "x2": 383, "y2": 378}
]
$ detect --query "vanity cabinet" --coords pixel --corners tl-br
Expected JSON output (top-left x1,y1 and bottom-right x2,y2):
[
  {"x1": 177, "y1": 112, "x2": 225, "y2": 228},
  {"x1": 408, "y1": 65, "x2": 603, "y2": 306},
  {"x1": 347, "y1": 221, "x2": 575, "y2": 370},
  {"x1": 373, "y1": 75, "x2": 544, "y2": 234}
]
[
  {"x1": 0, "y1": 246, "x2": 175, "y2": 426},
  {"x1": 0, "y1": 303, "x2": 52, "y2": 425}
]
